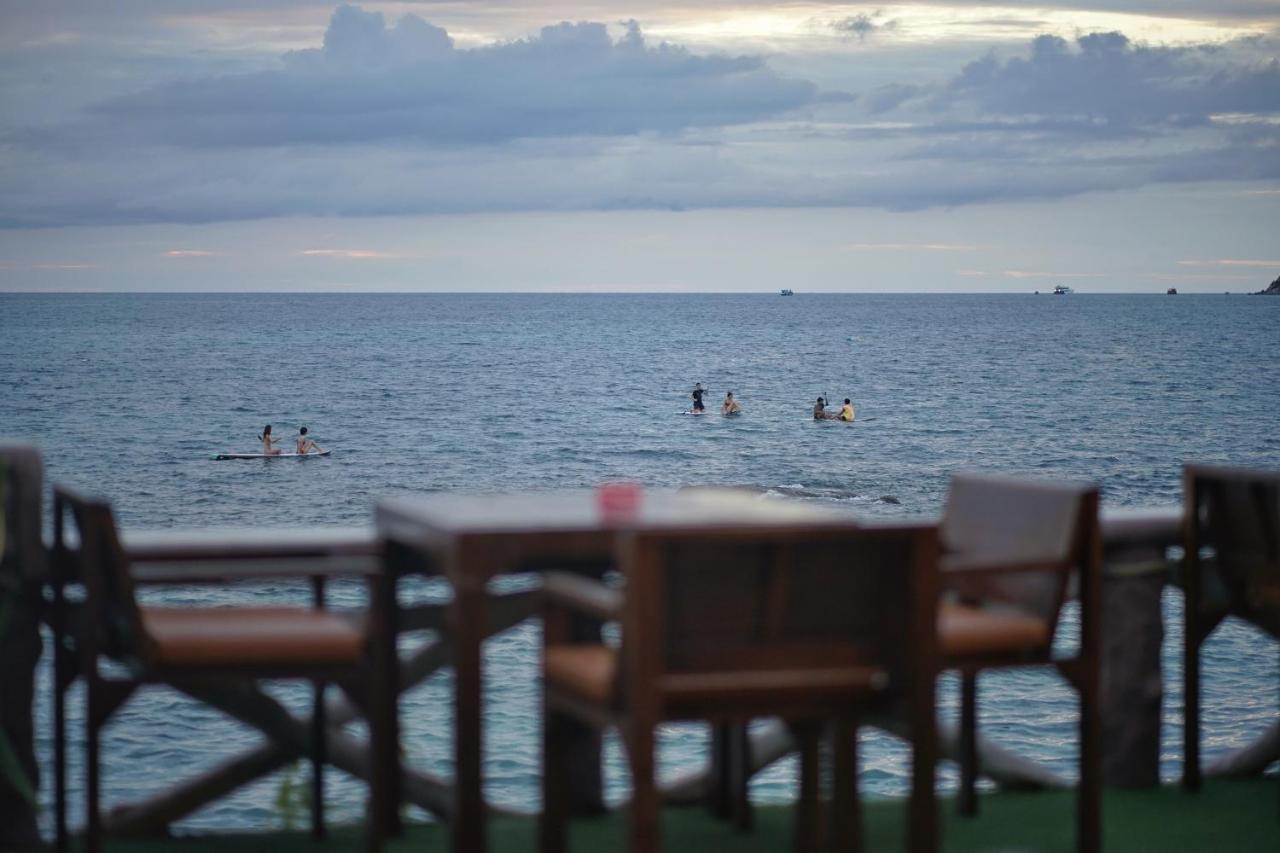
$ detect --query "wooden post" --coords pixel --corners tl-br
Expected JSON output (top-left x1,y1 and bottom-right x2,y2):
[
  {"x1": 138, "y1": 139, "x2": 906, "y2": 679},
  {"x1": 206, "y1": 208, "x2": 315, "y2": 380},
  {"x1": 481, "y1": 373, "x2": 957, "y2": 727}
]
[{"x1": 1100, "y1": 555, "x2": 1165, "y2": 788}]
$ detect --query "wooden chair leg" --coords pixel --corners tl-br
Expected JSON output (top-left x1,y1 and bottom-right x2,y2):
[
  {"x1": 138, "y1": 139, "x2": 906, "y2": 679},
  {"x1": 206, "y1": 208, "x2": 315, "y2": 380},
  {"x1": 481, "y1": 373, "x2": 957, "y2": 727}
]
[
  {"x1": 368, "y1": 570, "x2": 401, "y2": 846},
  {"x1": 626, "y1": 723, "x2": 661, "y2": 853},
  {"x1": 361, "y1": 634, "x2": 396, "y2": 853},
  {"x1": 1184, "y1": 625, "x2": 1201, "y2": 792},
  {"x1": 909, "y1": 684, "x2": 939, "y2": 853},
  {"x1": 828, "y1": 716, "x2": 860, "y2": 853},
  {"x1": 1079, "y1": 668, "x2": 1102, "y2": 853},
  {"x1": 540, "y1": 706, "x2": 571, "y2": 853},
  {"x1": 729, "y1": 721, "x2": 753, "y2": 832},
  {"x1": 54, "y1": 648, "x2": 68, "y2": 851},
  {"x1": 86, "y1": 682, "x2": 102, "y2": 853},
  {"x1": 368, "y1": 668, "x2": 398, "y2": 852},
  {"x1": 959, "y1": 669, "x2": 978, "y2": 817},
  {"x1": 708, "y1": 723, "x2": 731, "y2": 820},
  {"x1": 792, "y1": 721, "x2": 822, "y2": 853},
  {"x1": 312, "y1": 681, "x2": 326, "y2": 841}
]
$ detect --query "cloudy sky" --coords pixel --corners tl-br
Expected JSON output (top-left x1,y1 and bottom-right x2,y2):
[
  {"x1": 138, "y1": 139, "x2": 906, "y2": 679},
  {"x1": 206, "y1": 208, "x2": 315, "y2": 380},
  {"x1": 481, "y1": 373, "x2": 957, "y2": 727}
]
[{"x1": 1, "y1": 1, "x2": 1277, "y2": 292}]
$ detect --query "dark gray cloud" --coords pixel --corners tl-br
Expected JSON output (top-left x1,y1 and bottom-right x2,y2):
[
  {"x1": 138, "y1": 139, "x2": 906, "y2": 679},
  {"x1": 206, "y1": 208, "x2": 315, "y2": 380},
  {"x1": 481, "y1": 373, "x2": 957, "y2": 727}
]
[
  {"x1": 49, "y1": 6, "x2": 816, "y2": 149},
  {"x1": 944, "y1": 32, "x2": 1280, "y2": 127},
  {"x1": 840, "y1": 31, "x2": 1280, "y2": 203},
  {"x1": 832, "y1": 11, "x2": 899, "y2": 42},
  {"x1": 1, "y1": 6, "x2": 1278, "y2": 228}
]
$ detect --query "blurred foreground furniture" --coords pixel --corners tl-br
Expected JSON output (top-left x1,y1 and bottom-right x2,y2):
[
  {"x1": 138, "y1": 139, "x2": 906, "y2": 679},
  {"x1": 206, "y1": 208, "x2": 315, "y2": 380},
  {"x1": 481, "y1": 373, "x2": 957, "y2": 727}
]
[
  {"x1": 0, "y1": 444, "x2": 45, "y2": 849},
  {"x1": 937, "y1": 473, "x2": 1102, "y2": 852},
  {"x1": 377, "y1": 487, "x2": 848, "y2": 853},
  {"x1": 540, "y1": 524, "x2": 940, "y2": 853},
  {"x1": 1182, "y1": 464, "x2": 1280, "y2": 791},
  {"x1": 52, "y1": 487, "x2": 396, "y2": 853}
]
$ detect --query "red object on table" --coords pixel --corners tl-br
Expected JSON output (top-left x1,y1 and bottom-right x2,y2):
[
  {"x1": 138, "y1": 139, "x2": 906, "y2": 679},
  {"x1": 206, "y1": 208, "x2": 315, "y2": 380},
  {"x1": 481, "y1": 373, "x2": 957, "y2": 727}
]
[{"x1": 596, "y1": 482, "x2": 643, "y2": 519}]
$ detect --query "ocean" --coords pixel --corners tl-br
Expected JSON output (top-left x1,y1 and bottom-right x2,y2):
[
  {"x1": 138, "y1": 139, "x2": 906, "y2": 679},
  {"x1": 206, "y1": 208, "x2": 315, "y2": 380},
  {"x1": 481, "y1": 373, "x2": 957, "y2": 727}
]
[{"x1": 2, "y1": 292, "x2": 1277, "y2": 831}]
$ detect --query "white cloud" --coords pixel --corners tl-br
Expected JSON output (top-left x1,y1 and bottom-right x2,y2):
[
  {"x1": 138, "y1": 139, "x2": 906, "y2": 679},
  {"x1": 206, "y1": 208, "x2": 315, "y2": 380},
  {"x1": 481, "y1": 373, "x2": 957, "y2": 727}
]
[{"x1": 301, "y1": 248, "x2": 397, "y2": 258}]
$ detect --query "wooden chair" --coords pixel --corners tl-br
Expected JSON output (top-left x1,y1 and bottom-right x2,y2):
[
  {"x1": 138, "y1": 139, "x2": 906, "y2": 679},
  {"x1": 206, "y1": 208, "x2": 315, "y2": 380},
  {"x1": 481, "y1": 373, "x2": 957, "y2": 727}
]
[
  {"x1": 936, "y1": 473, "x2": 1101, "y2": 853},
  {"x1": 539, "y1": 523, "x2": 940, "y2": 853},
  {"x1": 1182, "y1": 464, "x2": 1280, "y2": 791},
  {"x1": 0, "y1": 444, "x2": 46, "y2": 849},
  {"x1": 51, "y1": 486, "x2": 396, "y2": 853}
]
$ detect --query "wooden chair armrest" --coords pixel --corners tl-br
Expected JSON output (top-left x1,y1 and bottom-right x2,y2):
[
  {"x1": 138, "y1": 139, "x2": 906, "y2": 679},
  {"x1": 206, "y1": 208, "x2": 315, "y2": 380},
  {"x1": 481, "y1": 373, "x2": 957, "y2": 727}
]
[
  {"x1": 543, "y1": 571, "x2": 622, "y2": 621},
  {"x1": 941, "y1": 554, "x2": 1067, "y2": 577}
]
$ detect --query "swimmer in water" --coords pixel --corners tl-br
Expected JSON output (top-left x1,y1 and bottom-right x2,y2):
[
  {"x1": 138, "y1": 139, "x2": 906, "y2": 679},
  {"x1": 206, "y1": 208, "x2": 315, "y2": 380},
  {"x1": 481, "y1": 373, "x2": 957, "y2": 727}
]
[
  {"x1": 722, "y1": 391, "x2": 742, "y2": 415},
  {"x1": 296, "y1": 426, "x2": 324, "y2": 455},
  {"x1": 813, "y1": 397, "x2": 836, "y2": 420},
  {"x1": 260, "y1": 424, "x2": 283, "y2": 456},
  {"x1": 691, "y1": 382, "x2": 706, "y2": 413}
]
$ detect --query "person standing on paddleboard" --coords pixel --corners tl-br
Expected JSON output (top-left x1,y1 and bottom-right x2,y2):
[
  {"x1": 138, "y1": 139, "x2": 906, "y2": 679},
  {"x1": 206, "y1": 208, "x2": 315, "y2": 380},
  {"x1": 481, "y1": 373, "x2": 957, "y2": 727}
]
[
  {"x1": 691, "y1": 382, "x2": 706, "y2": 413},
  {"x1": 296, "y1": 426, "x2": 324, "y2": 455},
  {"x1": 260, "y1": 424, "x2": 283, "y2": 456}
]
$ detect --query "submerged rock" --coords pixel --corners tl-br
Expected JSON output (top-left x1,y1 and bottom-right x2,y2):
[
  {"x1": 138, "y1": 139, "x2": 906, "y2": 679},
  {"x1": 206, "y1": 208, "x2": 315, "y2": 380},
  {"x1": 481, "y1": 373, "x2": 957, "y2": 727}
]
[{"x1": 879, "y1": 495, "x2": 901, "y2": 505}]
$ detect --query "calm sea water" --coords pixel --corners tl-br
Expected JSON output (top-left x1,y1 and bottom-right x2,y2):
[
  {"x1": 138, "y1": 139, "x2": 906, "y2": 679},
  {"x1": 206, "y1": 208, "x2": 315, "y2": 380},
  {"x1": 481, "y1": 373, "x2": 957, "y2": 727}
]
[{"x1": 2, "y1": 293, "x2": 1277, "y2": 832}]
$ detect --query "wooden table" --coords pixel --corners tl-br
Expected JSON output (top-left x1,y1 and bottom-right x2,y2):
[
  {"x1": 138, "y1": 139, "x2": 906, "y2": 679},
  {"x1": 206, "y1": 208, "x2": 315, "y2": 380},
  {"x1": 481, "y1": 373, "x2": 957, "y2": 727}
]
[
  {"x1": 120, "y1": 525, "x2": 377, "y2": 576},
  {"x1": 376, "y1": 488, "x2": 852, "y2": 853}
]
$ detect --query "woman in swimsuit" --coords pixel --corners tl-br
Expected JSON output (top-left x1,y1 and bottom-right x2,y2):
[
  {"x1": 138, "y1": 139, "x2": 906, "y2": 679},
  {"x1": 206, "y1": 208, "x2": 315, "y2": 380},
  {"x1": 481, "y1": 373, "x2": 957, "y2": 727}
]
[
  {"x1": 296, "y1": 427, "x2": 323, "y2": 455},
  {"x1": 260, "y1": 424, "x2": 282, "y2": 456}
]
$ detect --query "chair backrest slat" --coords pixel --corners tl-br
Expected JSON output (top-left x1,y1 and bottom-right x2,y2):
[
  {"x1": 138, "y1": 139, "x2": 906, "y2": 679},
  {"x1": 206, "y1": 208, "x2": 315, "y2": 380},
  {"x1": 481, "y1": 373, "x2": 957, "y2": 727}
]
[
  {"x1": 941, "y1": 473, "x2": 1096, "y2": 624},
  {"x1": 0, "y1": 444, "x2": 45, "y2": 584},
  {"x1": 1186, "y1": 465, "x2": 1280, "y2": 635},
  {"x1": 618, "y1": 524, "x2": 937, "y2": 696},
  {"x1": 54, "y1": 486, "x2": 150, "y2": 660}
]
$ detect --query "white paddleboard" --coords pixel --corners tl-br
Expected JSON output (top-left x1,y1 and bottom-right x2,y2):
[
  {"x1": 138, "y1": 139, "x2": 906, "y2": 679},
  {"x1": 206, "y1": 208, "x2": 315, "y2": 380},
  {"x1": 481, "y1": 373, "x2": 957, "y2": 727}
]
[{"x1": 213, "y1": 450, "x2": 331, "y2": 460}]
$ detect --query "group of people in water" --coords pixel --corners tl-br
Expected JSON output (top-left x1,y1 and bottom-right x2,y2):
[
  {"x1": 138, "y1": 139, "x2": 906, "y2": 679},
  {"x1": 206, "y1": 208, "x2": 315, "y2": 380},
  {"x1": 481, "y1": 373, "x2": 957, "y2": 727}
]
[
  {"x1": 814, "y1": 396, "x2": 855, "y2": 422},
  {"x1": 688, "y1": 383, "x2": 854, "y2": 421},
  {"x1": 259, "y1": 424, "x2": 324, "y2": 456},
  {"x1": 256, "y1": 390, "x2": 851, "y2": 452},
  {"x1": 690, "y1": 383, "x2": 743, "y2": 415}
]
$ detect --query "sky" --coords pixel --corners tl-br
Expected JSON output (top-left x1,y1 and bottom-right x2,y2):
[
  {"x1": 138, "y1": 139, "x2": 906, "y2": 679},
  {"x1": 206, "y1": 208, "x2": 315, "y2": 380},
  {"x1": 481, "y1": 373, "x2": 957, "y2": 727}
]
[{"x1": 1, "y1": 1, "x2": 1277, "y2": 292}]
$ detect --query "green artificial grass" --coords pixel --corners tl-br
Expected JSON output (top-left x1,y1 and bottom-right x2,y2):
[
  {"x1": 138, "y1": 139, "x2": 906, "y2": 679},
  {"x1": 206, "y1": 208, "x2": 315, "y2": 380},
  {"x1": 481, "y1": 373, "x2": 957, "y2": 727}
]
[{"x1": 88, "y1": 779, "x2": 1277, "y2": 852}]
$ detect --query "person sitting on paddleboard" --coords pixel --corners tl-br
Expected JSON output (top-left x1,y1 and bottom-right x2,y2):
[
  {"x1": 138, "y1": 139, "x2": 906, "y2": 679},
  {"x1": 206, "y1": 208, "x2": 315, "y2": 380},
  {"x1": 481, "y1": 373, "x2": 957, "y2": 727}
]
[
  {"x1": 296, "y1": 426, "x2": 324, "y2": 455},
  {"x1": 839, "y1": 398, "x2": 855, "y2": 422},
  {"x1": 260, "y1": 424, "x2": 282, "y2": 456},
  {"x1": 813, "y1": 397, "x2": 836, "y2": 420},
  {"x1": 691, "y1": 382, "x2": 706, "y2": 413},
  {"x1": 723, "y1": 391, "x2": 742, "y2": 415}
]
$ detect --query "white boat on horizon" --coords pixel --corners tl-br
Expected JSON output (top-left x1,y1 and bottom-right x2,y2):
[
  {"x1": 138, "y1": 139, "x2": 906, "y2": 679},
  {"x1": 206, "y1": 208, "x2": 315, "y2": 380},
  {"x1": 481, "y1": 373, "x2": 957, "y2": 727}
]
[{"x1": 1053, "y1": 285, "x2": 1073, "y2": 295}]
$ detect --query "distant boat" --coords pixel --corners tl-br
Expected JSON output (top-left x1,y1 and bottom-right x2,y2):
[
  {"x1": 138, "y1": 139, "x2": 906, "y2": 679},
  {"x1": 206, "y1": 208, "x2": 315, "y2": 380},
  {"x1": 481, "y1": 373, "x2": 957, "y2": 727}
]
[
  {"x1": 780, "y1": 288, "x2": 794, "y2": 296},
  {"x1": 1053, "y1": 285, "x2": 1073, "y2": 295},
  {"x1": 1167, "y1": 288, "x2": 1178, "y2": 295}
]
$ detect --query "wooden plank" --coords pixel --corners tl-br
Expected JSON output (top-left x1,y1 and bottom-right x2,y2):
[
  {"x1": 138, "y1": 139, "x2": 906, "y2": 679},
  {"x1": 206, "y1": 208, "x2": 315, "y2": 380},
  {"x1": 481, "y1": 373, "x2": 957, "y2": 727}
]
[
  {"x1": 1098, "y1": 507, "x2": 1180, "y2": 549},
  {"x1": 119, "y1": 525, "x2": 376, "y2": 562},
  {"x1": 130, "y1": 556, "x2": 380, "y2": 583}
]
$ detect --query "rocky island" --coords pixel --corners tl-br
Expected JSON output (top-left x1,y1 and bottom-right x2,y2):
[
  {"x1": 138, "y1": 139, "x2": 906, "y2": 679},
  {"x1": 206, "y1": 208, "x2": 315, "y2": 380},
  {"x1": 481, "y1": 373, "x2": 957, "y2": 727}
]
[{"x1": 1254, "y1": 274, "x2": 1280, "y2": 295}]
